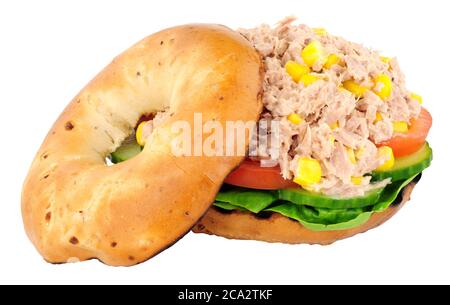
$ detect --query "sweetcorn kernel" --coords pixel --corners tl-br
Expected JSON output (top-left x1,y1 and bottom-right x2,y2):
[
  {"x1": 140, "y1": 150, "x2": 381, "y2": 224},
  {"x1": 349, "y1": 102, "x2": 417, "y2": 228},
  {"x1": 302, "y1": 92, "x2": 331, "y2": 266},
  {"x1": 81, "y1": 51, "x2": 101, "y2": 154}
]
[
  {"x1": 329, "y1": 135, "x2": 335, "y2": 146},
  {"x1": 288, "y1": 113, "x2": 303, "y2": 125},
  {"x1": 372, "y1": 74, "x2": 392, "y2": 101},
  {"x1": 324, "y1": 54, "x2": 341, "y2": 69},
  {"x1": 410, "y1": 92, "x2": 423, "y2": 105},
  {"x1": 301, "y1": 40, "x2": 325, "y2": 67},
  {"x1": 285, "y1": 60, "x2": 310, "y2": 83},
  {"x1": 338, "y1": 85, "x2": 349, "y2": 93},
  {"x1": 293, "y1": 157, "x2": 322, "y2": 187},
  {"x1": 376, "y1": 146, "x2": 395, "y2": 171},
  {"x1": 343, "y1": 80, "x2": 369, "y2": 97},
  {"x1": 393, "y1": 121, "x2": 409, "y2": 133},
  {"x1": 351, "y1": 176, "x2": 364, "y2": 185},
  {"x1": 136, "y1": 121, "x2": 148, "y2": 146},
  {"x1": 346, "y1": 147, "x2": 357, "y2": 164},
  {"x1": 313, "y1": 28, "x2": 327, "y2": 36},
  {"x1": 380, "y1": 56, "x2": 391, "y2": 64},
  {"x1": 330, "y1": 121, "x2": 339, "y2": 130},
  {"x1": 374, "y1": 112, "x2": 383, "y2": 123},
  {"x1": 300, "y1": 74, "x2": 320, "y2": 86}
]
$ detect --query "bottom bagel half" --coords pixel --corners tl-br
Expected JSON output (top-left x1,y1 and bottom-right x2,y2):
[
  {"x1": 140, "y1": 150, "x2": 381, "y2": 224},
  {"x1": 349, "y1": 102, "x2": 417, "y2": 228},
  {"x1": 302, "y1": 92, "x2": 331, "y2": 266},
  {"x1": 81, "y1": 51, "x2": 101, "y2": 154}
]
[{"x1": 193, "y1": 176, "x2": 420, "y2": 245}]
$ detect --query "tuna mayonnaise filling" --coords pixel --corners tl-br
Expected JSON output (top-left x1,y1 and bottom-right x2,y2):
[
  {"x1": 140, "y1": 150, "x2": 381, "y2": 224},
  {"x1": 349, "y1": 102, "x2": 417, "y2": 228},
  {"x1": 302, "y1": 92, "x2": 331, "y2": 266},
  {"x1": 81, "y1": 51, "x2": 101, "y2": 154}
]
[{"x1": 239, "y1": 18, "x2": 421, "y2": 197}]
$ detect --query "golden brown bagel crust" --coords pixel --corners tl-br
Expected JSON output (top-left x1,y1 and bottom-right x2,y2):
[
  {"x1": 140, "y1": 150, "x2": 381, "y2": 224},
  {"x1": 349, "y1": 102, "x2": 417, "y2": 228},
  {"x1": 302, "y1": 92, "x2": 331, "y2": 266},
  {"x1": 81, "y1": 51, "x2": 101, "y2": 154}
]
[
  {"x1": 22, "y1": 24, "x2": 263, "y2": 266},
  {"x1": 193, "y1": 182, "x2": 416, "y2": 245}
]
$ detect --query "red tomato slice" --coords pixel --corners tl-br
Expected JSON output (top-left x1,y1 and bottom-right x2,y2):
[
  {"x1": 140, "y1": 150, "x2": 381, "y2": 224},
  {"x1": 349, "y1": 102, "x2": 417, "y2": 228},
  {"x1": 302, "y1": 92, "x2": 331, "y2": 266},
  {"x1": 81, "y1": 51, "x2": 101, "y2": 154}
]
[
  {"x1": 378, "y1": 108, "x2": 432, "y2": 157},
  {"x1": 224, "y1": 160, "x2": 297, "y2": 190}
]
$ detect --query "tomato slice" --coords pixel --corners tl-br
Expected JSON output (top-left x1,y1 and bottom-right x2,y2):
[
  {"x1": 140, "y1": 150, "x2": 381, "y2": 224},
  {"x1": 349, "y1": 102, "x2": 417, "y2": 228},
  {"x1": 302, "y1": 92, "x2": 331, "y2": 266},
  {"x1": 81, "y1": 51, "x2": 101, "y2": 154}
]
[
  {"x1": 377, "y1": 108, "x2": 432, "y2": 157},
  {"x1": 224, "y1": 160, "x2": 297, "y2": 190}
]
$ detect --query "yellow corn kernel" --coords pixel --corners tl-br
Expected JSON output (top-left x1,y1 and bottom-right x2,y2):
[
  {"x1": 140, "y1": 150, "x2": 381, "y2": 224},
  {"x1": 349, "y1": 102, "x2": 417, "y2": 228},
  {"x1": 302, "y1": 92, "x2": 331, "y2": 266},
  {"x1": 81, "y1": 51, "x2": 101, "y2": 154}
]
[
  {"x1": 410, "y1": 92, "x2": 423, "y2": 105},
  {"x1": 329, "y1": 135, "x2": 335, "y2": 146},
  {"x1": 374, "y1": 112, "x2": 383, "y2": 123},
  {"x1": 380, "y1": 56, "x2": 391, "y2": 64},
  {"x1": 301, "y1": 40, "x2": 325, "y2": 67},
  {"x1": 372, "y1": 74, "x2": 392, "y2": 101},
  {"x1": 346, "y1": 147, "x2": 357, "y2": 164},
  {"x1": 313, "y1": 27, "x2": 327, "y2": 36},
  {"x1": 330, "y1": 121, "x2": 339, "y2": 130},
  {"x1": 376, "y1": 146, "x2": 395, "y2": 172},
  {"x1": 288, "y1": 113, "x2": 303, "y2": 125},
  {"x1": 343, "y1": 80, "x2": 369, "y2": 98},
  {"x1": 136, "y1": 121, "x2": 148, "y2": 146},
  {"x1": 324, "y1": 54, "x2": 341, "y2": 69},
  {"x1": 393, "y1": 121, "x2": 409, "y2": 133},
  {"x1": 351, "y1": 176, "x2": 364, "y2": 185},
  {"x1": 285, "y1": 60, "x2": 310, "y2": 83},
  {"x1": 300, "y1": 74, "x2": 320, "y2": 86},
  {"x1": 293, "y1": 157, "x2": 322, "y2": 187},
  {"x1": 338, "y1": 85, "x2": 348, "y2": 93},
  {"x1": 355, "y1": 147, "x2": 365, "y2": 160}
]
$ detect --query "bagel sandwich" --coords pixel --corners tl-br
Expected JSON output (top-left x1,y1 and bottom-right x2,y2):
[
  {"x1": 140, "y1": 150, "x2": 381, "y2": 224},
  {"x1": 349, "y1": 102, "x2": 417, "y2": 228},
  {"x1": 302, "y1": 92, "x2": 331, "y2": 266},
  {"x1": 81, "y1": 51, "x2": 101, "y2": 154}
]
[
  {"x1": 23, "y1": 20, "x2": 433, "y2": 267},
  {"x1": 113, "y1": 18, "x2": 432, "y2": 245}
]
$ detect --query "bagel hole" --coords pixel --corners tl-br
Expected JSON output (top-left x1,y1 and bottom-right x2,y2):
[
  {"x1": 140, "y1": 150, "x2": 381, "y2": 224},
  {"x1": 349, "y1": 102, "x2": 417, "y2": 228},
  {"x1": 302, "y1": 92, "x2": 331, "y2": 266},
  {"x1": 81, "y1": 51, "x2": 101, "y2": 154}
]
[
  {"x1": 105, "y1": 132, "x2": 139, "y2": 166},
  {"x1": 106, "y1": 112, "x2": 165, "y2": 166}
]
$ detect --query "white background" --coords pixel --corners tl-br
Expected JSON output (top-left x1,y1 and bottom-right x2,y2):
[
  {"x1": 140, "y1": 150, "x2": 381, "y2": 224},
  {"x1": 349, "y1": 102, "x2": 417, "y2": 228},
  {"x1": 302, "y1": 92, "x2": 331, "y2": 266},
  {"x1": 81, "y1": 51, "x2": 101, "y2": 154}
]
[{"x1": 1, "y1": 0, "x2": 448, "y2": 284}]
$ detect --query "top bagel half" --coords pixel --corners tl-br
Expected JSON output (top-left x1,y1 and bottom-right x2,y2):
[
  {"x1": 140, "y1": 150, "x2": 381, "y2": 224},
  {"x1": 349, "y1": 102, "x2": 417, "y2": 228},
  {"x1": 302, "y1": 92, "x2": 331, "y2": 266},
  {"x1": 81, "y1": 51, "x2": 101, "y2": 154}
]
[{"x1": 22, "y1": 24, "x2": 263, "y2": 266}]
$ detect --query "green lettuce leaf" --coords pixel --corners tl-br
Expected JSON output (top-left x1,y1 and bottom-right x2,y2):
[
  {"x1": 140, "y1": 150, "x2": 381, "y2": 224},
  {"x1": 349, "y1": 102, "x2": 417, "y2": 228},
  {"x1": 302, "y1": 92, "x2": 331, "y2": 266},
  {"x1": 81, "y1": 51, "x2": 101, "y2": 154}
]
[
  {"x1": 266, "y1": 203, "x2": 369, "y2": 225},
  {"x1": 266, "y1": 203, "x2": 373, "y2": 232},
  {"x1": 373, "y1": 175, "x2": 418, "y2": 212},
  {"x1": 215, "y1": 188, "x2": 277, "y2": 213},
  {"x1": 212, "y1": 173, "x2": 420, "y2": 231}
]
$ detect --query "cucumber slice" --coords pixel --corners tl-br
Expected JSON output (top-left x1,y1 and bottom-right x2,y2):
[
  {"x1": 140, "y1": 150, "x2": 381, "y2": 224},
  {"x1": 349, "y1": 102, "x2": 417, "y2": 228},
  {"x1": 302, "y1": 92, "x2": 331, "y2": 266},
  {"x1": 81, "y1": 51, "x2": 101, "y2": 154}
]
[
  {"x1": 372, "y1": 142, "x2": 432, "y2": 182},
  {"x1": 278, "y1": 186, "x2": 384, "y2": 209},
  {"x1": 110, "y1": 135, "x2": 142, "y2": 163}
]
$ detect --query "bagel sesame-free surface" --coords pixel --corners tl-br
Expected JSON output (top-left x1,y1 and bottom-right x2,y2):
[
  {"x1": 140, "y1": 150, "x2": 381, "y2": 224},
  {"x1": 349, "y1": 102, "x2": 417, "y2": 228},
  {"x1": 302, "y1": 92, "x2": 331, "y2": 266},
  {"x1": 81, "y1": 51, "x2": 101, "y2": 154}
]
[{"x1": 21, "y1": 24, "x2": 263, "y2": 266}]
